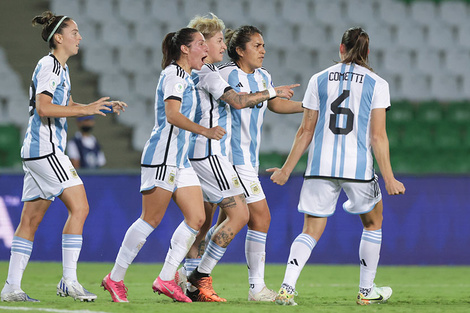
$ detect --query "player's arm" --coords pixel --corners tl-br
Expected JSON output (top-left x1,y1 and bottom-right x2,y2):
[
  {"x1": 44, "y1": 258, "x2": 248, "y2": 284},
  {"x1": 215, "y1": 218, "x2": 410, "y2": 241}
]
[
  {"x1": 220, "y1": 84, "x2": 300, "y2": 109},
  {"x1": 165, "y1": 98, "x2": 226, "y2": 140},
  {"x1": 370, "y1": 108, "x2": 405, "y2": 195},
  {"x1": 36, "y1": 94, "x2": 113, "y2": 118},
  {"x1": 267, "y1": 108, "x2": 318, "y2": 185},
  {"x1": 68, "y1": 96, "x2": 127, "y2": 115},
  {"x1": 267, "y1": 97, "x2": 303, "y2": 114}
]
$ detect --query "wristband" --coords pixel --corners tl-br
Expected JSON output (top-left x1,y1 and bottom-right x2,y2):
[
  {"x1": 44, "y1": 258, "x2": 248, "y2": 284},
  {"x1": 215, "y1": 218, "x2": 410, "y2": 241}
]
[{"x1": 268, "y1": 87, "x2": 276, "y2": 100}]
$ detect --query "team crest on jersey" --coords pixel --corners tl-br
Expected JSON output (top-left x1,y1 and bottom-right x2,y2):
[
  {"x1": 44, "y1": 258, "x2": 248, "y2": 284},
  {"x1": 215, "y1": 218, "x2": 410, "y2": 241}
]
[
  {"x1": 262, "y1": 80, "x2": 267, "y2": 89},
  {"x1": 69, "y1": 167, "x2": 78, "y2": 179},
  {"x1": 232, "y1": 176, "x2": 240, "y2": 188},
  {"x1": 174, "y1": 82, "x2": 184, "y2": 94},
  {"x1": 49, "y1": 79, "x2": 57, "y2": 91},
  {"x1": 168, "y1": 172, "x2": 176, "y2": 185},
  {"x1": 250, "y1": 182, "x2": 261, "y2": 195}
]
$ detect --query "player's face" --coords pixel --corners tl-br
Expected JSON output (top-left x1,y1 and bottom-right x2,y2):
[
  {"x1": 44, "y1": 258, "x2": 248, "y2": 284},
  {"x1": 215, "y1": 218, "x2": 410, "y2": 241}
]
[
  {"x1": 206, "y1": 31, "x2": 226, "y2": 64},
  {"x1": 187, "y1": 32, "x2": 209, "y2": 71},
  {"x1": 58, "y1": 20, "x2": 82, "y2": 56},
  {"x1": 237, "y1": 33, "x2": 265, "y2": 73}
]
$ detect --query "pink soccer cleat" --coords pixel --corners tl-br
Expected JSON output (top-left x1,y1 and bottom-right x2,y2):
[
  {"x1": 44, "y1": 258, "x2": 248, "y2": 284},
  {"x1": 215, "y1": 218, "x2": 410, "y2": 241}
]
[
  {"x1": 152, "y1": 276, "x2": 192, "y2": 303},
  {"x1": 101, "y1": 273, "x2": 128, "y2": 303}
]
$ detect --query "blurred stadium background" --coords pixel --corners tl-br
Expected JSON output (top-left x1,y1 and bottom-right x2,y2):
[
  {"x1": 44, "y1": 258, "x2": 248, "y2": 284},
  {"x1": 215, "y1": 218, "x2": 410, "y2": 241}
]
[
  {"x1": 1, "y1": 0, "x2": 469, "y2": 173},
  {"x1": 0, "y1": 0, "x2": 469, "y2": 266}
]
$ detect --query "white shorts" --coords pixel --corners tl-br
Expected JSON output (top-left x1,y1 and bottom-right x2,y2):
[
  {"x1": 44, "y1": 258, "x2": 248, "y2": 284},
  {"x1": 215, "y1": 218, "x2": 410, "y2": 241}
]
[
  {"x1": 140, "y1": 165, "x2": 200, "y2": 193},
  {"x1": 22, "y1": 153, "x2": 83, "y2": 202},
  {"x1": 298, "y1": 175, "x2": 382, "y2": 217},
  {"x1": 233, "y1": 164, "x2": 266, "y2": 204},
  {"x1": 190, "y1": 155, "x2": 243, "y2": 203}
]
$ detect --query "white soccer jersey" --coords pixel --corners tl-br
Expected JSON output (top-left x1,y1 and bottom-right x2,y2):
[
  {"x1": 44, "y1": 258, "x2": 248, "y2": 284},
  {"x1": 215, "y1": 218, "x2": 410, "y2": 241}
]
[
  {"x1": 21, "y1": 54, "x2": 71, "y2": 159},
  {"x1": 218, "y1": 62, "x2": 273, "y2": 168},
  {"x1": 188, "y1": 63, "x2": 232, "y2": 159},
  {"x1": 141, "y1": 63, "x2": 198, "y2": 168},
  {"x1": 303, "y1": 62, "x2": 391, "y2": 181}
]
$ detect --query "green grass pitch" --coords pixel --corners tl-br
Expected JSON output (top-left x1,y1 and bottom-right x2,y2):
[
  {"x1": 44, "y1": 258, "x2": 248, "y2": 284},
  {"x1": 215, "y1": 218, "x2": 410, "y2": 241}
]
[{"x1": 0, "y1": 262, "x2": 469, "y2": 313}]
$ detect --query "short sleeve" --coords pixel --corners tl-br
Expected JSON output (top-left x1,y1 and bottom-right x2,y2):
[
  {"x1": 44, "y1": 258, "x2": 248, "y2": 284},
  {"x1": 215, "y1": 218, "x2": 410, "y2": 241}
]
[
  {"x1": 36, "y1": 59, "x2": 60, "y2": 98},
  {"x1": 199, "y1": 66, "x2": 230, "y2": 100},
  {"x1": 371, "y1": 79, "x2": 391, "y2": 110},
  {"x1": 302, "y1": 75, "x2": 319, "y2": 110},
  {"x1": 163, "y1": 73, "x2": 186, "y2": 102}
]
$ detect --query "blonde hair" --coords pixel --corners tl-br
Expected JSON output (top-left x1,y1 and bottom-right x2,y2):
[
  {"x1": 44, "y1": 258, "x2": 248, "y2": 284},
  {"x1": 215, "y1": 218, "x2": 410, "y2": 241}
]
[{"x1": 187, "y1": 12, "x2": 225, "y2": 40}]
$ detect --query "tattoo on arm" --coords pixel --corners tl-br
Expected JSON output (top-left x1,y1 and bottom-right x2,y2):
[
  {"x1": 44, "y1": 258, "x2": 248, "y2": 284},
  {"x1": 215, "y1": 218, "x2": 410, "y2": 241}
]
[{"x1": 221, "y1": 89, "x2": 270, "y2": 108}]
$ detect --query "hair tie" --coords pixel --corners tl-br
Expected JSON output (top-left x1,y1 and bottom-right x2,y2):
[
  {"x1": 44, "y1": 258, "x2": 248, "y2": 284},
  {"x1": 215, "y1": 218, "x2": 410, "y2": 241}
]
[{"x1": 47, "y1": 16, "x2": 67, "y2": 43}]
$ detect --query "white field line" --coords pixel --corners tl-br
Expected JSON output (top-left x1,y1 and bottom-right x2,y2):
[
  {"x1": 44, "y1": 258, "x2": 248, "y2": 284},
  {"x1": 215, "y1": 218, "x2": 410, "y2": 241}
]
[{"x1": 0, "y1": 306, "x2": 109, "y2": 313}]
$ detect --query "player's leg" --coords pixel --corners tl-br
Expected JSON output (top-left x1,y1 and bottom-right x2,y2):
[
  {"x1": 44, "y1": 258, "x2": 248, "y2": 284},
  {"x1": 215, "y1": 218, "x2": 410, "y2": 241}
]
[
  {"x1": 56, "y1": 184, "x2": 97, "y2": 301},
  {"x1": 188, "y1": 193, "x2": 249, "y2": 302},
  {"x1": 276, "y1": 178, "x2": 339, "y2": 306},
  {"x1": 1, "y1": 199, "x2": 50, "y2": 302}
]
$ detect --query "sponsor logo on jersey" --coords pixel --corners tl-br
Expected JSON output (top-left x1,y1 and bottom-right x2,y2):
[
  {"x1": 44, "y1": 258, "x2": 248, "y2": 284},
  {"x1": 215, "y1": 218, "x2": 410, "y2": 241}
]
[{"x1": 49, "y1": 79, "x2": 57, "y2": 91}]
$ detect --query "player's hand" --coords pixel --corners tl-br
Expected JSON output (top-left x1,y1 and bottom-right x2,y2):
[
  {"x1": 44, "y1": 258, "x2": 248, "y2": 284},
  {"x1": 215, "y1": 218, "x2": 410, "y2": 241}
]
[
  {"x1": 266, "y1": 167, "x2": 290, "y2": 185},
  {"x1": 110, "y1": 100, "x2": 128, "y2": 115},
  {"x1": 385, "y1": 179, "x2": 405, "y2": 195},
  {"x1": 274, "y1": 84, "x2": 300, "y2": 100},
  {"x1": 83, "y1": 97, "x2": 113, "y2": 116},
  {"x1": 203, "y1": 126, "x2": 226, "y2": 140}
]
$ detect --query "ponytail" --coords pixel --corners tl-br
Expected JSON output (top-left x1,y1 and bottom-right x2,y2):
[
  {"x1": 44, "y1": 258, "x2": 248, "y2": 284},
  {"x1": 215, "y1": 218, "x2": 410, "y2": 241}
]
[{"x1": 340, "y1": 27, "x2": 372, "y2": 71}]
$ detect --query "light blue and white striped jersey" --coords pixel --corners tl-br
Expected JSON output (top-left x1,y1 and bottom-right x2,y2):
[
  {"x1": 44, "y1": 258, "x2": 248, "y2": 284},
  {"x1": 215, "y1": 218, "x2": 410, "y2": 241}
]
[
  {"x1": 218, "y1": 62, "x2": 273, "y2": 168},
  {"x1": 303, "y1": 62, "x2": 391, "y2": 181},
  {"x1": 188, "y1": 63, "x2": 232, "y2": 159},
  {"x1": 21, "y1": 54, "x2": 71, "y2": 159},
  {"x1": 141, "y1": 63, "x2": 198, "y2": 168}
]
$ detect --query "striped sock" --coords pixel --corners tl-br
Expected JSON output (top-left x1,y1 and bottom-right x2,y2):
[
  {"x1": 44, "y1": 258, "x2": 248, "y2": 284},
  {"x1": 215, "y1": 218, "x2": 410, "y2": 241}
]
[
  {"x1": 282, "y1": 233, "x2": 316, "y2": 288},
  {"x1": 6, "y1": 236, "x2": 33, "y2": 287},
  {"x1": 359, "y1": 229, "x2": 382, "y2": 290},
  {"x1": 198, "y1": 240, "x2": 227, "y2": 274},
  {"x1": 62, "y1": 234, "x2": 82, "y2": 281},
  {"x1": 246, "y1": 230, "x2": 267, "y2": 294}
]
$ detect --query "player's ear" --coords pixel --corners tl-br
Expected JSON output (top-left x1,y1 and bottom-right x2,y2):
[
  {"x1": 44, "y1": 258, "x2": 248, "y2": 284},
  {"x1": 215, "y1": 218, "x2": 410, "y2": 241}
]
[{"x1": 235, "y1": 46, "x2": 244, "y2": 58}]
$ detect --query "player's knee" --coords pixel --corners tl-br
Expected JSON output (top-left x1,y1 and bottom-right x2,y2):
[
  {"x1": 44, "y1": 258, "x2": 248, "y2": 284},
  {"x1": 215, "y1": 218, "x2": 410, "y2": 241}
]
[{"x1": 186, "y1": 212, "x2": 206, "y2": 230}]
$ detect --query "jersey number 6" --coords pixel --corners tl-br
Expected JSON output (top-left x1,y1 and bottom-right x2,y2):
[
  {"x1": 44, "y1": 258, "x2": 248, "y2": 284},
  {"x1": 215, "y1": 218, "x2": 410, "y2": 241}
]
[{"x1": 329, "y1": 90, "x2": 353, "y2": 135}]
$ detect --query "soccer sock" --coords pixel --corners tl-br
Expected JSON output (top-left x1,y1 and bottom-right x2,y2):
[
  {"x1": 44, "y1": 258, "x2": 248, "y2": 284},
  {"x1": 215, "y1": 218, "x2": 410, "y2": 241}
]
[
  {"x1": 111, "y1": 218, "x2": 154, "y2": 282},
  {"x1": 6, "y1": 236, "x2": 33, "y2": 288},
  {"x1": 359, "y1": 229, "x2": 382, "y2": 293},
  {"x1": 245, "y1": 230, "x2": 267, "y2": 294},
  {"x1": 62, "y1": 234, "x2": 82, "y2": 281},
  {"x1": 205, "y1": 225, "x2": 216, "y2": 246},
  {"x1": 197, "y1": 239, "x2": 227, "y2": 275},
  {"x1": 184, "y1": 258, "x2": 200, "y2": 291},
  {"x1": 159, "y1": 221, "x2": 198, "y2": 281},
  {"x1": 282, "y1": 233, "x2": 316, "y2": 289}
]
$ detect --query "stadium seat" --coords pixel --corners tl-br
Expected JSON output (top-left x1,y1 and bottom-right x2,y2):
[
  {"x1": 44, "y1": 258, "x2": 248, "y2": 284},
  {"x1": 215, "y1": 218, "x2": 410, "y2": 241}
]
[
  {"x1": 415, "y1": 101, "x2": 444, "y2": 125},
  {"x1": 280, "y1": 0, "x2": 312, "y2": 27},
  {"x1": 431, "y1": 74, "x2": 462, "y2": 102},
  {"x1": 396, "y1": 21, "x2": 426, "y2": 50},
  {"x1": 0, "y1": 124, "x2": 21, "y2": 167},
  {"x1": 388, "y1": 101, "x2": 415, "y2": 123},
  {"x1": 118, "y1": 0, "x2": 148, "y2": 23},
  {"x1": 446, "y1": 101, "x2": 470, "y2": 125},
  {"x1": 101, "y1": 20, "x2": 131, "y2": 48},
  {"x1": 415, "y1": 50, "x2": 441, "y2": 76},
  {"x1": 439, "y1": 0, "x2": 468, "y2": 27},
  {"x1": 428, "y1": 24, "x2": 455, "y2": 51},
  {"x1": 297, "y1": 23, "x2": 328, "y2": 50},
  {"x1": 400, "y1": 72, "x2": 430, "y2": 102},
  {"x1": 50, "y1": 0, "x2": 82, "y2": 17},
  {"x1": 346, "y1": 0, "x2": 377, "y2": 27},
  {"x1": 433, "y1": 122, "x2": 462, "y2": 150},
  {"x1": 401, "y1": 122, "x2": 434, "y2": 151},
  {"x1": 83, "y1": 0, "x2": 115, "y2": 23},
  {"x1": 212, "y1": 0, "x2": 249, "y2": 27},
  {"x1": 248, "y1": 0, "x2": 279, "y2": 26},
  {"x1": 410, "y1": 0, "x2": 438, "y2": 27},
  {"x1": 378, "y1": 0, "x2": 409, "y2": 26}
]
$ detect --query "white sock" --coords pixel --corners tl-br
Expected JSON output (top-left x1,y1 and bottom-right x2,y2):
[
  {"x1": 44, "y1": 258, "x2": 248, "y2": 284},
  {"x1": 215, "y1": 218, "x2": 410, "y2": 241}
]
[
  {"x1": 198, "y1": 239, "x2": 226, "y2": 274},
  {"x1": 246, "y1": 230, "x2": 267, "y2": 294},
  {"x1": 282, "y1": 233, "x2": 316, "y2": 289},
  {"x1": 111, "y1": 218, "x2": 154, "y2": 282},
  {"x1": 159, "y1": 222, "x2": 198, "y2": 281},
  {"x1": 6, "y1": 236, "x2": 33, "y2": 288},
  {"x1": 359, "y1": 229, "x2": 382, "y2": 290},
  {"x1": 62, "y1": 234, "x2": 82, "y2": 281}
]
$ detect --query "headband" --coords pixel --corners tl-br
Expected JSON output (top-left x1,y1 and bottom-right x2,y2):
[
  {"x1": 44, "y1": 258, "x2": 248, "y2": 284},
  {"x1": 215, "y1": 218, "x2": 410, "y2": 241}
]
[{"x1": 47, "y1": 16, "x2": 68, "y2": 43}]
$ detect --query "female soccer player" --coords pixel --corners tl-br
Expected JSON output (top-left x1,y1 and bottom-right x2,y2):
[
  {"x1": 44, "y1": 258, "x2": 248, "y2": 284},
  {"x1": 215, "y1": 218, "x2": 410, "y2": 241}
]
[
  {"x1": 181, "y1": 14, "x2": 298, "y2": 302},
  {"x1": 0, "y1": 11, "x2": 126, "y2": 302},
  {"x1": 102, "y1": 28, "x2": 224, "y2": 303},
  {"x1": 211, "y1": 25, "x2": 303, "y2": 302},
  {"x1": 268, "y1": 27, "x2": 405, "y2": 306}
]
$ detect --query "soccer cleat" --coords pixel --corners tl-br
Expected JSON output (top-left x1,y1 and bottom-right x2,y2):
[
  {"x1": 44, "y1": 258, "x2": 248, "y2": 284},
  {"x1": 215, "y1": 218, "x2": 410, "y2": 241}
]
[
  {"x1": 175, "y1": 267, "x2": 187, "y2": 294},
  {"x1": 56, "y1": 277, "x2": 97, "y2": 302},
  {"x1": 275, "y1": 286, "x2": 297, "y2": 306},
  {"x1": 101, "y1": 273, "x2": 128, "y2": 303},
  {"x1": 248, "y1": 286, "x2": 277, "y2": 301},
  {"x1": 152, "y1": 276, "x2": 192, "y2": 303},
  {"x1": 187, "y1": 273, "x2": 226, "y2": 302},
  {"x1": 356, "y1": 285, "x2": 392, "y2": 305},
  {"x1": 1, "y1": 281, "x2": 39, "y2": 302}
]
